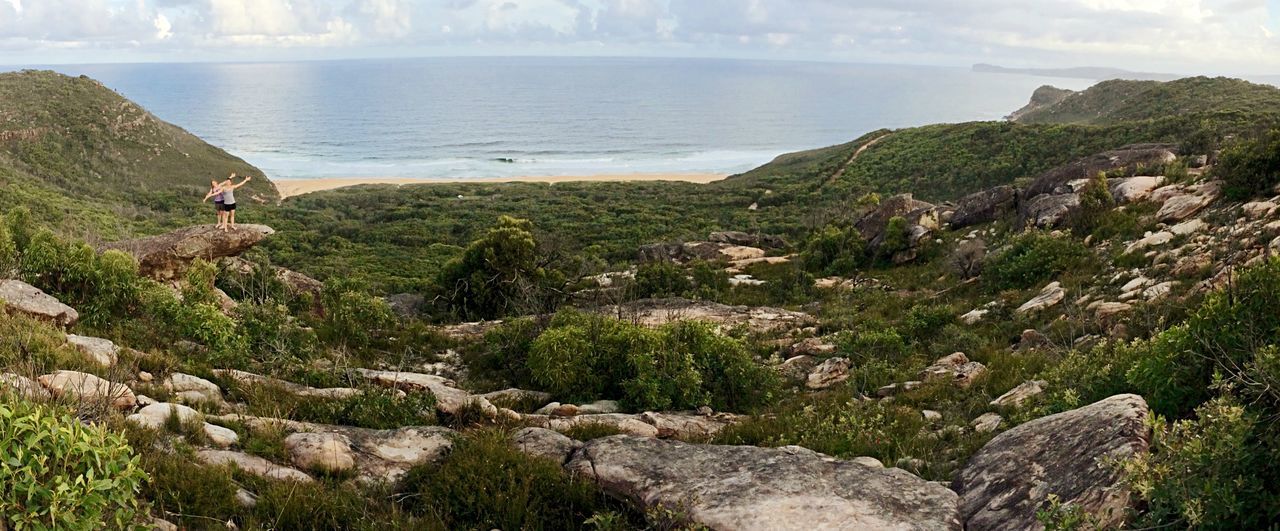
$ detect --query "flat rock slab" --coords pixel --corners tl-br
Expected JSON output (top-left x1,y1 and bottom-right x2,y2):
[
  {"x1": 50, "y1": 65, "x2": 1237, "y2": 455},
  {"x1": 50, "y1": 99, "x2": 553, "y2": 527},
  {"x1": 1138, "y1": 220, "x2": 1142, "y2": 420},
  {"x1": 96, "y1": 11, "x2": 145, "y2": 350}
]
[
  {"x1": 354, "y1": 368, "x2": 496, "y2": 417},
  {"x1": 567, "y1": 436, "x2": 961, "y2": 531},
  {"x1": 100, "y1": 224, "x2": 274, "y2": 281},
  {"x1": 197, "y1": 450, "x2": 313, "y2": 483},
  {"x1": 0, "y1": 279, "x2": 78, "y2": 327},
  {"x1": 954, "y1": 394, "x2": 1149, "y2": 531}
]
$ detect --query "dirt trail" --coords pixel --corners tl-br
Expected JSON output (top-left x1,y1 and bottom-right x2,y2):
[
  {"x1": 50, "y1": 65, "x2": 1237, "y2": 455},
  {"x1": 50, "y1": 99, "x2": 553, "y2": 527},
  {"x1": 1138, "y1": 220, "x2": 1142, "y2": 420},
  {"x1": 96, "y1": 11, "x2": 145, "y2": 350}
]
[{"x1": 824, "y1": 133, "x2": 891, "y2": 187}]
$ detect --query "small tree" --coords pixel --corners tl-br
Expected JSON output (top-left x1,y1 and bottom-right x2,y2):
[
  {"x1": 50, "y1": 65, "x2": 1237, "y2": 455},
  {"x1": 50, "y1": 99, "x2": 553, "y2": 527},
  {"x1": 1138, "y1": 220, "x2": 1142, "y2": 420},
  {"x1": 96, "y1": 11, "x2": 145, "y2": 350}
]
[
  {"x1": 436, "y1": 216, "x2": 558, "y2": 320},
  {"x1": 800, "y1": 224, "x2": 866, "y2": 276},
  {"x1": 632, "y1": 261, "x2": 691, "y2": 299}
]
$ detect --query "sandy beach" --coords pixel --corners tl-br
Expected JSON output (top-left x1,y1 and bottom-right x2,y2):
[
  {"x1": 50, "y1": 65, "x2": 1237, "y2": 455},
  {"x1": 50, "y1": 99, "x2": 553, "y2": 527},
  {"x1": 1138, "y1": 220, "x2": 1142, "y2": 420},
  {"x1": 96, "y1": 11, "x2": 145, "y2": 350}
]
[{"x1": 274, "y1": 173, "x2": 728, "y2": 199}]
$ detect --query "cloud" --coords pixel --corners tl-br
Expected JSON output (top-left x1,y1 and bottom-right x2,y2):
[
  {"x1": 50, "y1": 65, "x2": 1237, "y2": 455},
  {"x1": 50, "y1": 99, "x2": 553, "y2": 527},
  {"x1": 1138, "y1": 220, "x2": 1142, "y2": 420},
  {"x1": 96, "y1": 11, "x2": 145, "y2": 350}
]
[{"x1": 0, "y1": 0, "x2": 1276, "y2": 73}]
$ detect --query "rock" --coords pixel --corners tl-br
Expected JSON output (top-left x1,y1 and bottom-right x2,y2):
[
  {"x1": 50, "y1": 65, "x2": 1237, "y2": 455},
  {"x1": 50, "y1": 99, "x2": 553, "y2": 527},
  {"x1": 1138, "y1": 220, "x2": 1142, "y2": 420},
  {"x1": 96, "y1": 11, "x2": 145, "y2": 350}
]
[
  {"x1": 578, "y1": 400, "x2": 622, "y2": 415},
  {"x1": 787, "y1": 337, "x2": 836, "y2": 357},
  {"x1": 37, "y1": 371, "x2": 136, "y2": 410},
  {"x1": 805, "y1": 357, "x2": 851, "y2": 390},
  {"x1": 1243, "y1": 201, "x2": 1277, "y2": 219},
  {"x1": 197, "y1": 449, "x2": 313, "y2": 482},
  {"x1": 163, "y1": 372, "x2": 224, "y2": 404},
  {"x1": 1143, "y1": 281, "x2": 1176, "y2": 300},
  {"x1": 363, "y1": 427, "x2": 455, "y2": 467},
  {"x1": 1017, "y1": 329, "x2": 1049, "y2": 351},
  {"x1": 971, "y1": 413, "x2": 1003, "y2": 433},
  {"x1": 204, "y1": 423, "x2": 240, "y2": 448},
  {"x1": 0, "y1": 279, "x2": 79, "y2": 327},
  {"x1": 65, "y1": 334, "x2": 120, "y2": 367},
  {"x1": 1016, "y1": 282, "x2": 1065, "y2": 314},
  {"x1": 541, "y1": 413, "x2": 661, "y2": 438},
  {"x1": 1024, "y1": 144, "x2": 1177, "y2": 199},
  {"x1": 1091, "y1": 302, "x2": 1133, "y2": 320},
  {"x1": 235, "y1": 488, "x2": 259, "y2": 508},
  {"x1": 285, "y1": 432, "x2": 356, "y2": 473},
  {"x1": 719, "y1": 246, "x2": 767, "y2": 262},
  {"x1": 1020, "y1": 193, "x2": 1079, "y2": 228},
  {"x1": 151, "y1": 517, "x2": 178, "y2": 531},
  {"x1": 776, "y1": 355, "x2": 820, "y2": 385},
  {"x1": 567, "y1": 436, "x2": 961, "y2": 530},
  {"x1": 1120, "y1": 275, "x2": 1151, "y2": 292},
  {"x1": 1109, "y1": 176, "x2": 1164, "y2": 204},
  {"x1": 127, "y1": 402, "x2": 203, "y2": 430},
  {"x1": 922, "y1": 410, "x2": 943, "y2": 422},
  {"x1": 855, "y1": 193, "x2": 938, "y2": 251},
  {"x1": 709, "y1": 231, "x2": 786, "y2": 249},
  {"x1": 0, "y1": 373, "x2": 50, "y2": 400},
  {"x1": 960, "y1": 308, "x2": 989, "y2": 325},
  {"x1": 1172, "y1": 253, "x2": 1212, "y2": 277},
  {"x1": 512, "y1": 427, "x2": 581, "y2": 464},
  {"x1": 1124, "y1": 231, "x2": 1173, "y2": 254},
  {"x1": 990, "y1": 380, "x2": 1047, "y2": 408},
  {"x1": 596, "y1": 298, "x2": 815, "y2": 335},
  {"x1": 479, "y1": 388, "x2": 553, "y2": 408},
  {"x1": 638, "y1": 411, "x2": 741, "y2": 439},
  {"x1": 384, "y1": 293, "x2": 425, "y2": 318},
  {"x1": 100, "y1": 224, "x2": 275, "y2": 281},
  {"x1": 919, "y1": 353, "x2": 987, "y2": 388},
  {"x1": 954, "y1": 395, "x2": 1150, "y2": 531},
  {"x1": 951, "y1": 186, "x2": 1017, "y2": 228},
  {"x1": 213, "y1": 368, "x2": 360, "y2": 402},
  {"x1": 354, "y1": 368, "x2": 497, "y2": 418},
  {"x1": 1169, "y1": 218, "x2": 1206, "y2": 236},
  {"x1": 138, "y1": 371, "x2": 153, "y2": 383},
  {"x1": 1156, "y1": 181, "x2": 1222, "y2": 223}
]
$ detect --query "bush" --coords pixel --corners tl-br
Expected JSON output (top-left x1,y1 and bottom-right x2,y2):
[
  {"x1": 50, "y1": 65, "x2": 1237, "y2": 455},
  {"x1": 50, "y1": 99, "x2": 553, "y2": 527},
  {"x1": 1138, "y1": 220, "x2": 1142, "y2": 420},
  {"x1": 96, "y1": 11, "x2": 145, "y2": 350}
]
[
  {"x1": 1125, "y1": 397, "x2": 1276, "y2": 530},
  {"x1": 688, "y1": 260, "x2": 730, "y2": 300},
  {"x1": 800, "y1": 224, "x2": 866, "y2": 276},
  {"x1": 632, "y1": 261, "x2": 691, "y2": 299},
  {"x1": 1216, "y1": 129, "x2": 1280, "y2": 200},
  {"x1": 0, "y1": 399, "x2": 148, "y2": 529},
  {"x1": 0, "y1": 220, "x2": 16, "y2": 277},
  {"x1": 397, "y1": 429, "x2": 621, "y2": 530},
  {"x1": 436, "y1": 216, "x2": 562, "y2": 320},
  {"x1": 985, "y1": 231, "x2": 1089, "y2": 290},
  {"x1": 319, "y1": 278, "x2": 396, "y2": 350},
  {"x1": 1068, "y1": 173, "x2": 1115, "y2": 234},
  {"x1": 467, "y1": 317, "x2": 544, "y2": 390}
]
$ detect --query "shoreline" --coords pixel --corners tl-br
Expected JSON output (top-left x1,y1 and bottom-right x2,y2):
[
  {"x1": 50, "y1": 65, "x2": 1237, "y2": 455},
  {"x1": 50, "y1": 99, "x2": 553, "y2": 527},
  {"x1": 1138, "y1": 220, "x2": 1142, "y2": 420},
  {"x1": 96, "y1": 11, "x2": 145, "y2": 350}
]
[{"x1": 274, "y1": 173, "x2": 729, "y2": 199}]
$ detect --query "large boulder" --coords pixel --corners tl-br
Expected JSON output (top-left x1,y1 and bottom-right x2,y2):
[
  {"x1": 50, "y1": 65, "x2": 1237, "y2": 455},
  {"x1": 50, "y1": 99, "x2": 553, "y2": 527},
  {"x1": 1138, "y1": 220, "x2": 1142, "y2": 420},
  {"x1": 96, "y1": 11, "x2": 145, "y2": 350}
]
[
  {"x1": 101, "y1": 224, "x2": 274, "y2": 281},
  {"x1": 65, "y1": 334, "x2": 119, "y2": 367},
  {"x1": 0, "y1": 279, "x2": 78, "y2": 327},
  {"x1": 919, "y1": 353, "x2": 987, "y2": 388},
  {"x1": 285, "y1": 432, "x2": 356, "y2": 473},
  {"x1": 1016, "y1": 282, "x2": 1065, "y2": 314},
  {"x1": 197, "y1": 450, "x2": 313, "y2": 483},
  {"x1": 951, "y1": 186, "x2": 1018, "y2": 228},
  {"x1": 1109, "y1": 176, "x2": 1164, "y2": 204},
  {"x1": 954, "y1": 394, "x2": 1150, "y2": 531},
  {"x1": 512, "y1": 427, "x2": 581, "y2": 464},
  {"x1": 38, "y1": 370, "x2": 136, "y2": 410},
  {"x1": 1156, "y1": 181, "x2": 1222, "y2": 223},
  {"x1": 1020, "y1": 193, "x2": 1080, "y2": 228},
  {"x1": 855, "y1": 193, "x2": 938, "y2": 250},
  {"x1": 709, "y1": 231, "x2": 786, "y2": 249},
  {"x1": 568, "y1": 436, "x2": 961, "y2": 530},
  {"x1": 1024, "y1": 144, "x2": 1177, "y2": 199}
]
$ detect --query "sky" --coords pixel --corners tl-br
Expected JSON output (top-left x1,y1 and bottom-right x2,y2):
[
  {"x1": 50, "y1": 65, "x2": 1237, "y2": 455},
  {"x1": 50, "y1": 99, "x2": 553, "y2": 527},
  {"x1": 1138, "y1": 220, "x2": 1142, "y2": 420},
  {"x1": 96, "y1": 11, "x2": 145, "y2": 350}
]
[{"x1": 0, "y1": 0, "x2": 1278, "y2": 74}]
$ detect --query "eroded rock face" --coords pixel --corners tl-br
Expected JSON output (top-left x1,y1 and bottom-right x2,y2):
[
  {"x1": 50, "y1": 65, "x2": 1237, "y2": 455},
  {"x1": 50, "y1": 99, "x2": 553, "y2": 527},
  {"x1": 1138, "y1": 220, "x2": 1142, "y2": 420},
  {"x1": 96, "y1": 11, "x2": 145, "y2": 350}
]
[
  {"x1": 1020, "y1": 193, "x2": 1080, "y2": 228},
  {"x1": 286, "y1": 432, "x2": 356, "y2": 473},
  {"x1": 951, "y1": 186, "x2": 1018, "y2": 229},
  {"x1": 567, "y1": 436, "x2": 962, "y2": 531},
  {"x1": 197, "y1": 450, "x2": 313, "y2": 483},
  {"x1": 1156, "y1": 181, "x2": 1222, "y2": 223},
  {"x1": 164, "y1": 372, "x2": 225, "y2": 405},
  {"x1": 919, "y1": 353, "x2": 987, "y2": 388},
  {"x1": 954, "y1": 394, "x2": 1150, "y2": 531},
  {"x1": 354, "y1": 368, "x2": 497, "y2": 417},
  {"x1": 806, "y1": 357, "x2": 851, "y2": 390},
  {"x1": 1109, "y1": 176, "x2": 1164, "y2": 204},
  {"x1": 0, "y1": 279, "x2": 78, "y2": 327},
  {"x1": 101, "y1": 224, "x2": 274, "y2": 281},
  {"x1": 855, "y1": 193, "x2": 938, "y2": 253}
]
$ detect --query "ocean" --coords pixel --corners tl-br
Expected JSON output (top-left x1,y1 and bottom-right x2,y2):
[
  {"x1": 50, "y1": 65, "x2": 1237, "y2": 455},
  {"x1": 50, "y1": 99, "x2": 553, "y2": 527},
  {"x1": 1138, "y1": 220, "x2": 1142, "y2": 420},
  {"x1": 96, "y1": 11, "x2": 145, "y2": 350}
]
[{"x1": 41, "y1": 57, "x2": 1095, "y2": 181}]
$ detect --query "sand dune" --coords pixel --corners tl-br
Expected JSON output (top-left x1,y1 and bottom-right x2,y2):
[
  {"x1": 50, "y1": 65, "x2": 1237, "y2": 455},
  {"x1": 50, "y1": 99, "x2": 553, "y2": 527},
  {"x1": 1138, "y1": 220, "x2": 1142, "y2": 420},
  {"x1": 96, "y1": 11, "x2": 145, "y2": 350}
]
[{"x1": 274, "y1": 173, "x2": 728, "y2": 199}]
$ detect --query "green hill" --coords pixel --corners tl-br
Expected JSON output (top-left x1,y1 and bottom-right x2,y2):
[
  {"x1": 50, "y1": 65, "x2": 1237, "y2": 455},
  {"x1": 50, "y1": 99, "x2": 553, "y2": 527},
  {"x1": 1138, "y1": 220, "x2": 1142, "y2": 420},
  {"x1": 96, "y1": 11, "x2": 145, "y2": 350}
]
[
  {"x1": 0, "y1": 70, "x2": 276, "y2": 238},
  {"x1": 1013, "y1": 76, "x2": 1280, "y2": 125}
]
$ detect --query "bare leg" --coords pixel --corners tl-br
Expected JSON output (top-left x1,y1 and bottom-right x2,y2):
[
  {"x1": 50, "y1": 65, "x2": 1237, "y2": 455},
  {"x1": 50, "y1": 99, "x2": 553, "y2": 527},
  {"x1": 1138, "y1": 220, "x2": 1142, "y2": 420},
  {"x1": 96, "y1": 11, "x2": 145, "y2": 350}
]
[{"x1": 228, "y1": 209, "x2": 236, "y2": 230}]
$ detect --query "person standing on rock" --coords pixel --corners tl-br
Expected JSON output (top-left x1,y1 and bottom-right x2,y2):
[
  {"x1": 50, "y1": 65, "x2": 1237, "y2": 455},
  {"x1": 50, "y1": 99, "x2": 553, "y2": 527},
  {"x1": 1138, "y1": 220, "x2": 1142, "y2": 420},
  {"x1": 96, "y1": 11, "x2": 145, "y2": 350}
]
[
  {"x1": 203, "y1": 180, "x2": 227, "y2": 228},
  {"x1": 207, "y1": 173, "x2": 252, "y2": 232}
]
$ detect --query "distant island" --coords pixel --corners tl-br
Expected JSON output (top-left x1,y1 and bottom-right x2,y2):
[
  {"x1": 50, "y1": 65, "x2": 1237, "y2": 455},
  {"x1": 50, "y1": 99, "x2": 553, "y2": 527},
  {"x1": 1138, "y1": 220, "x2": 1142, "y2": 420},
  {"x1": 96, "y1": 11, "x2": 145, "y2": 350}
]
[{"x1": 973, "y1": 63, "x2": 1179, "y2": 81}]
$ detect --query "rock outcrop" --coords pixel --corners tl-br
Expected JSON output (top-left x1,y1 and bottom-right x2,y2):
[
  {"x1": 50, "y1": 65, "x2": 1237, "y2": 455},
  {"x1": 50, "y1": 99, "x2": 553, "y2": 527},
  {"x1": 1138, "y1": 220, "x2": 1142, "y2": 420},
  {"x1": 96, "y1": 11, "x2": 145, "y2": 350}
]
[
  {"x1": 954, "y1": 394, "x2": 1150, "y2": 531},
  {"x1": 1024, "y1": 144, "x2": 1177, "y2": 199},
  {"x1": 855, "y1": 194, "x2": 939, "y2": 257},
  {"x1": 597, "y1": 298, "x2": 815, "y2": 335},
  {"x1": 951, "y1": 186, "x2": 1018, "y2": 228},
  {"x1": 919, "y1": 353, "x2": 987, "y2": 388},
  {"x1": 38, "y1": 370, "x2": 135, "y2": 410},
  {"x1": 101, "y1": 224, "x2": 274, "y2": 281},
  {"x1": 66, "y1": 334, "x2": 119, "y2": 367},
  {"x1": 1016, "y1": 282, "x2": 1065, "y2": 314},
  {"x1": 0, "y1": 279, "x2": 79, "y2": 327},
  {"x1": 567, "y1": 436, "x2": 961, "y2": 530},
  {"x1": 1020, "y1": 193, "x2": 1080, "y2": 228},
  {"x1": 708, "y1": 231, "x2": 786, "y2": 249}
]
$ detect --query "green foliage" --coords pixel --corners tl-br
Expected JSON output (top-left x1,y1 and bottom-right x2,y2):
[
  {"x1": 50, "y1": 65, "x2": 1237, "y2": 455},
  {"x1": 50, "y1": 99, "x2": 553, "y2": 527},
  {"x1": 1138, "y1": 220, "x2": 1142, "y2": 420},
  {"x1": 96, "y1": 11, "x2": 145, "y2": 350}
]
[
  {"x1": 800, "y1": 224, "x2": 867, "y2": 276},
  {"x1": 688, "y1": 260, "x2": 730, "y2": 300},
  {"x1": 318, "y1": 278, "x2": 396, "y2": 350},
  {"x1": 397, "y1": 429, "x2": 622, "y2": 530},
  {"x1": 985, "y1": 231, "x2": 1090, "y2": 290},
  {"x1": 1216, "y1": 129, "x2": 1280, "y2": 200},
  {"x1": 0, "y1": 220, "x2": 15, "y2": 277},
  {"x1": 1036, "y1": 494, "x2": 1102, "y2": 531},
  {"x1": 766, "y1": 265, "x2": 817, "y2": 304},
  {"x1": 436, "y1": 216, "x2": 561, "y2": 320},
  {"x1": 1125, "y1": 397, "x2": 1276, "y2": 530},
  {"x1": 878, "y1": 216, "x2": 911, "y2": 259},
  {"x1": 1069, "y1": 172, "x2": 1115, "y2": 234},
  {"x1": 561, "y1": 421, "x2": 627, "y2": 441},
  {"x1": 1016, "y1": 76, "x2": 1280, "y2": 125},
  {"x1": 292, "y1": 388, "x2": 437, "y2": 429},
  {"x1": 633, "y1": 261, "x2": 692, "y2": 299},
  {"x1": 0, "y1": 399, "x2": 147, "y2": 529},
  {"x1": 526, "y1": 311, "x2": 778, "y2": 412}
]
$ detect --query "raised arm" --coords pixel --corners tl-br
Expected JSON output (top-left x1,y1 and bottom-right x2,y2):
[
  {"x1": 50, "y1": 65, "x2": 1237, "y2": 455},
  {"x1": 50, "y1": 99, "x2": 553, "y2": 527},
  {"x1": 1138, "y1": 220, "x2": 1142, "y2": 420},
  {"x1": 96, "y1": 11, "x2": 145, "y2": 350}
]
[{"x1": 231, "y1": 175, "x2": 253, "y2": 189}]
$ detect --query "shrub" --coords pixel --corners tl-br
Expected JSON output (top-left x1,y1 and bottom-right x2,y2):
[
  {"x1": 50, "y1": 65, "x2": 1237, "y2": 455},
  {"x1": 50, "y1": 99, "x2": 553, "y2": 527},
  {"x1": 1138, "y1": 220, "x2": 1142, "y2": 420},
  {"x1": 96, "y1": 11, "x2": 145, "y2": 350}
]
[
  {"x1": 468, "y1": 317, "x2": 544, "y2": 390},
  {"x1": 0, "y1": 399, "x2": 148, "y2": 529},
  {"x1": 0, "y1": 220, "x2": 16, "y2": 277},
  {"x1": 632, "y1": 261, "x2": 691, "y2": 299},
  {"x1": 837, "y1": 327, "x2": 908, "y2": 364},
  {"x1": 985, "y1": 231, "x2": 1089, "y2": 290},
  {"x1": 767, "y1": 265, "x2": 817, "y2": 304},
  {"x1": 292, "y1": 388, "x2": 437, "y2": 429},
  {"x1": 902, "y1": 304, "x2": 954, "y2": 342},
  {"x1": 397, "y1": 429, "x2": 620, "y2": 530},
  {"x1": 1216, "y1": 129, "x2": 1280, "y2": 200},
  {"x1": 1124, "y1": 397, "x2": 1275, "y2": 530},
  {"x1": 319, "y1": 278, "x2": 396, "y2": 350},
  {"x1": 800, "y1": 224, "x2": 866, "y2": 276},
  {"x1": 436, "y1": 216, "x2": 562, "y2": 320},
  {"x1": 878, "y1": 216, "x2": 911, "y2": 260},
  {"x1": 688, "y1": 260, "x2": 730, "y2": 300},
  {"x1": 1068, "y1": 172, "x2": 1115, "y2": 234}
]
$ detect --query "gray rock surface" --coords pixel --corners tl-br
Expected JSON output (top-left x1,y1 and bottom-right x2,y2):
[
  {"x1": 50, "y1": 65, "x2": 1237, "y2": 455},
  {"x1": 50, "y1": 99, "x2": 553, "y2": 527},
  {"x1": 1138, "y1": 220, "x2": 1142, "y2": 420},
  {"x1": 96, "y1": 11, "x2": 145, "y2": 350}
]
[
  {"x1": 512, "y1": 427, "x2": 581, "y2": 464},
  {"x1": 0, "y1": 279, "x2": 79, "y2": 327},
  {"x1": 954, "y1": 394, "x2": 1150, "y2": 531},
  {"x1": 567, "y1": 436, "x2": 961, "y2": 530},
  {"x1": 101, "y1": 224, "x2": 274, "y2": 281},
  {"x1": 951, "y1": 186, "x2": 1018, "y2": 228}
]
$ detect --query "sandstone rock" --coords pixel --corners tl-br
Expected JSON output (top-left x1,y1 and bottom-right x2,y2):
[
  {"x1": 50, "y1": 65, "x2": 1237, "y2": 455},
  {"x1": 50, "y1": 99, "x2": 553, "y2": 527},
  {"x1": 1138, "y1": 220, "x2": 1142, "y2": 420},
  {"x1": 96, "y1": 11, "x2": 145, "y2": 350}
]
[
  {"x1": 197, "y1": 449, "x2": 313, "y2": 482},
  {"x1": 213, "y1": 368, "x2": 359, "y2": 402},
  {"x1": 480, "y1": 388, "x2": 553, "y2": 408},
  {"x1": 1025, "y1": 144, "x2": 1177, "y2": 199},
  {"x1": 1021, "y1": 193, "x2": 1079, "y2": 228},
  {"x1": 65, "y1": 334, "x2": 119, "y2": 367},
  {"x1": 639, "y1": 411, "x2": 741, "y2": 439},
  {"x1": 776, "y1": 355, "x2": 820, "y2": 385},
  {"x1": 1120, "y1": 276, "x2": 1151, "y2": 292},
  {"x1": 855, "y1": 193, "x2": 938, "y2": 252},
  {"x1": 163, "y1": 372, "x2": 224, "y2": 404},
  {"x1": 1172, "y1": 253, "x2": 1212, "y2": 277},
  {"x1": 0, "y1": 373, "x2": 50, "y2": 400},
  {"x1": 709, "y1": 231, "x2": 786, "y2": 249},
  {"x1": 1243, "y1": 201, "x2": 1277, "y2": 219},
  {"x1": 286, "y1": 432, "x2": 356, "y2": 473},
  {"x1": 1156, "y1": 181, "x2": 1222, "y2": 223},
  {"x1": 971, "y1": 413, "x2": 1003, "y2": 433},
  {"x1": 0, "y1": 279, "x2": 78, "y2": 327},
  {"x1": 38, "y1": 371, "x2": 136, "y2": 410},
  {"x1": 1016, "y1": 282, "x2": 1065, "y2": 314},
  {"x1": 235, "y1": 488, "x2": 259, "y2": 508},
  {"x1": 127, "y1": 402, "x2": 203, "y2": 430},
  {"x1": 1125, "y1": 231, "x2": 1172, "y2": 254},
  {"x1": 1017, "y1": 329, "x2": 1049, "y2": 351},
  {"x1": 101, "y1": 225, "x2": 275, "y2": 281},
  {"x1": 542, "y1": 413, "x2": 661, "y2": 438},
  {"x1": 919, "y1": 353, "x2": 987, "y2": 388},
  {"x1": 954, "y1": 395, "x2": 1149, "y2": 531},
  {"x1": 990, "y1": 380, "x2": 1047, "y2": 408},
  {"x1": 960, "y1": 308, "x2": 989, "y2": 325},
  {"x1": 1090, "y1": 302, "x2": 1133, "y2": 320},
  {"x1": 951, "y1": 186, "x2": 1017, "y2": 228},
  {"x1": 1109, "y1": 176, "x2": 1164, "y2": 204},
  {"x1": 597, "y1": 298, "x2": 815, "y2": 335},
  {"x1": 787, "y1": 337, "x2": 837, "y2": 357},
  {"x1": 513, "y1": 427, "x2": 581, "y2": 464},
  {"x1": 354, "y1": 368, "x2": 497, "y2": 417},
  {"x1": 567, "y1": 436, "x2": 962, "y2": 530},
  {"x1": 204, "y1": 423, "x2": 240, "y2": 448},
  {"x1": 1143, "y1": 281, "x2": 1176, "y2": 300},
  {"x1": 1169, "y1": 218, "x2": 1206, "y2": 236},
  {"x1": 922, "y1": 410, "x2": 943, "y2": 422},
  {"x1": 806, "y1": 357, "x2": 851, "y2": 390}
]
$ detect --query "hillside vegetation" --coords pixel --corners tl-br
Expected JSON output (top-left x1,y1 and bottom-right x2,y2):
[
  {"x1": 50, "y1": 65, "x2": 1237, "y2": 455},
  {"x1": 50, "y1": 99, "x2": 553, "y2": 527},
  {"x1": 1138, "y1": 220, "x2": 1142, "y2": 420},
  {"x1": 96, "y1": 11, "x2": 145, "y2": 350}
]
[{"x1": 1013, "y1": 76, "x2": 1280, "y2": 125}]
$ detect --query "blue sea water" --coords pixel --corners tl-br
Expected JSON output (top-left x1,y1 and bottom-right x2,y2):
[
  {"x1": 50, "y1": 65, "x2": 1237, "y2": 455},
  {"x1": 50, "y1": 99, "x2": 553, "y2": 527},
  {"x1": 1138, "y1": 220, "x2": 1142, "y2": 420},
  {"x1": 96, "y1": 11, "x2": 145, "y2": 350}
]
[{"x1": 38, "y1": 57, "x2": 1095, "y2": 181}]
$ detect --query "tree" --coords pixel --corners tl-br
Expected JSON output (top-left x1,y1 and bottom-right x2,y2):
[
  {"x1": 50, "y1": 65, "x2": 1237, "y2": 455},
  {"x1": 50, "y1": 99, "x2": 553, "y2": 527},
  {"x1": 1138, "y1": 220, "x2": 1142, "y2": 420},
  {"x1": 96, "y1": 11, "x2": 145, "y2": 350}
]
[{"x1": 436, "y1": 216, "x2": 560, "y2": 320}]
